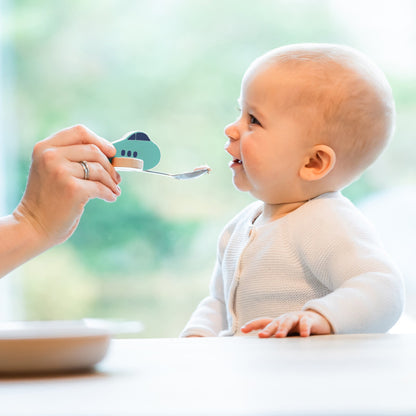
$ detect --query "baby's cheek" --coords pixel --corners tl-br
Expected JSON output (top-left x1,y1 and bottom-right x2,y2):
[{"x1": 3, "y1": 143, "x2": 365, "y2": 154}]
[{"x1": 240, "y1": 142, "x2": 262, "y2": 168}]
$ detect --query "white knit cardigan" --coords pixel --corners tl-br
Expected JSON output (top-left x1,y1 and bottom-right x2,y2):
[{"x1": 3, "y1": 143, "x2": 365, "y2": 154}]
[{"x1": 181, "y1": 192, "x2": 404, "y2": 337}]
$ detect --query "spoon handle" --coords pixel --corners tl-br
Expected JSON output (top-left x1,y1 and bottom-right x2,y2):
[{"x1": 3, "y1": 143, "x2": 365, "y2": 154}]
[{"x1": 142, "y1": 170, "x2": 172, "y2": 177}]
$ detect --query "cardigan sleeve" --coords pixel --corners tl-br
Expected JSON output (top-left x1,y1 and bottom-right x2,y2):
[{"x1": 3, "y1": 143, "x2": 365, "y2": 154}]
[
  {"x1": 296, "y1": 195, "x2": 405, "y2": 334},
  {"x1": 180, "y1": 221, "x2": 234, "y2": 337},
  {"x1": 179, "y1": 260, "x2": 227, "y2": 337}
]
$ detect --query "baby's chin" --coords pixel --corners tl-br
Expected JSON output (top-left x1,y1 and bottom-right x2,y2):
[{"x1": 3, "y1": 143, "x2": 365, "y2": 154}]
[{"x1": 231, "y1": 174, "x2": 252, "y2": 194}]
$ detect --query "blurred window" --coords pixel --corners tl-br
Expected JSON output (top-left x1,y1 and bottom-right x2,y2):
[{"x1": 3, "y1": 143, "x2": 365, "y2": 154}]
[{"x1": 2, "y1": 0, "x2": 415, "y2": 336}]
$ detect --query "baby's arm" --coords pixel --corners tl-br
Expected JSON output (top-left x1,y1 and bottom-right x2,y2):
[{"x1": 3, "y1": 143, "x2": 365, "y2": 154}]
[
  {"x1": 181, "y1": 244, "x2": 228, "y2": 337},
  {"x1": 241, "y1": 310, "x2": 332, "y2": 338},
  {"x1": 181, "y1": 210, "x2": 245, "y2": 337},
  {"x1": 295, "y1": 198, "x2": 403, "y2": 334},
  {"x1": 181, "y1": 290, "x2": 227, "y2": 337},
  {"x1": 301, "y1": 217, "x2": 404, "y2": 334}
]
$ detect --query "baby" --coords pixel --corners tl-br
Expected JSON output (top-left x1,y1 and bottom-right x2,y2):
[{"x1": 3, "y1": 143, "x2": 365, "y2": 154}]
[{"x1": 181, "y1": 43, "x2": 404, "y2": 338}]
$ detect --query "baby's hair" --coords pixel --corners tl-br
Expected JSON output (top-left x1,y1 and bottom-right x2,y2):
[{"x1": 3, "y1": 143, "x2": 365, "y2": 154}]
[{"x1": 252, "y1": 44, "x2": 395, "y2": 184}]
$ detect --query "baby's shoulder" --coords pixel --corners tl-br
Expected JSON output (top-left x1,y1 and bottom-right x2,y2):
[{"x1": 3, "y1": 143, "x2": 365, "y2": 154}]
[{"x1": 288, "y1": 192, "x2": 379, "y2": 245}]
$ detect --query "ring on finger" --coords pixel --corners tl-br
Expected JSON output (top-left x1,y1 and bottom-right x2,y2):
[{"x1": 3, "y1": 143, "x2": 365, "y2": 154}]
[{"x1": 79, "y1": 161, "x2": 90, "y2": 180}]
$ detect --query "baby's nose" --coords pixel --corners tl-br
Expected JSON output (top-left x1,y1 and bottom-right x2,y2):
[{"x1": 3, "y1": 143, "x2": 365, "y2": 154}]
[
  {"x1": 224, "y1": 121, "x2": 239, "y2": 141},
  {"x1": 224, "y1": 122, "x2": 239, "y2": 154}
]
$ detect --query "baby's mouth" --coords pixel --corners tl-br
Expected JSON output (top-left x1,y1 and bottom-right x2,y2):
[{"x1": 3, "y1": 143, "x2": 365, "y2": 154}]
[{"x1": 229, "y1": 158, "x2": 243, "y2": 169}]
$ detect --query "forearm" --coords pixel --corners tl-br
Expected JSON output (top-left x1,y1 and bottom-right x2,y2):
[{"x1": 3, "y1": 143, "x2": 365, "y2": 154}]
[
  {"x1": 299, "y1": 199, "x2": 405, "y2": 334},
  {"x1": 0, "y1": 213, "x2": 51, "y2": 278},
  {"x1": 0, "y1": 125, "x2": 121, "y2": 279},
  {"x1": 180, "y1": 296, "x2": 227, "y2": 337},
  {"x1": 303, "y1": 271, "x2": 405, "y2": 333}
]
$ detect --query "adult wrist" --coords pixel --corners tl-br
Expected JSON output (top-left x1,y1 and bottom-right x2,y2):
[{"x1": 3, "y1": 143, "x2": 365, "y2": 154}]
[{"x1": 12, "y1": 203, "x2": 53, "y2": 253}]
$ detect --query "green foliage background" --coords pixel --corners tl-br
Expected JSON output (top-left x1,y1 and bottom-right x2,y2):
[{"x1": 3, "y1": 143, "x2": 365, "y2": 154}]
[{"x1": 2, "y1": 0, "x2": 415, "y2": 336}]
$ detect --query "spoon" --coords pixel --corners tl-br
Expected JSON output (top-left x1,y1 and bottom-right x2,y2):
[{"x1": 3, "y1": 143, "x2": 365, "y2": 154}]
[
  {"x1": 112, "y1": 157, "x2": 211, "y2": 180},
  {"x1": 143, "y1": 167, "x2": 211, "y2": 180}
]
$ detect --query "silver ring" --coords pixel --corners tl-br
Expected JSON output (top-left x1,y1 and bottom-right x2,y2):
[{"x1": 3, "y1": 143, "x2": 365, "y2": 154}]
[{"x1": 79, "y1": 161, "x2": 89, "y2": 180}]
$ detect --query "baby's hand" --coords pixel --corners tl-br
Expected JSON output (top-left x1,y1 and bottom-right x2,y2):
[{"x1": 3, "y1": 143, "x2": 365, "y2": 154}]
[{"x1": 241, "y1": 310, "x2": 332, "y2": 338}]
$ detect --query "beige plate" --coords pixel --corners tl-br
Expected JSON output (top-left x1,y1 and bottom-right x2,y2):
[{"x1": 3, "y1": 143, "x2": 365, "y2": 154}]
[{"x1": 0, "y1": 320, "x2": 112, "y2": 375}]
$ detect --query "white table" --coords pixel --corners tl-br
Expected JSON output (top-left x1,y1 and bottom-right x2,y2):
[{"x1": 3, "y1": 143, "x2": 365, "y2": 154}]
[{"x1": 1, "y1": 335, "x2": 415, "y2": 415}]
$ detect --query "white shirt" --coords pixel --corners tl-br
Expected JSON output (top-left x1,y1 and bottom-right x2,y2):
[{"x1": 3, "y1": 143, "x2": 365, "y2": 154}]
[{"x1": 181, "y1": 192, "x2": 404, "y2": 337}]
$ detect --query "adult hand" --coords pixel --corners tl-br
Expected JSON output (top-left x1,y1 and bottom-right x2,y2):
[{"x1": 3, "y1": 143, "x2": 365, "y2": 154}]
[
  {"x1": 13, "y1": 125, "x2": 121, "y2": 248},
  {"x1": 241, "y1": 310, "x2": 332, "y2": 338}
]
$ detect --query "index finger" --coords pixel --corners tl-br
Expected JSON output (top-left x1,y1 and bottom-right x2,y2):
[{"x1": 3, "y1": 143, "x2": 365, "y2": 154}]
[
  {"x1": 39, "y1": 125, "x2": 116, "y2": 158},
  {"x1": 241, "y1": 318, "x2": 274, "y2": 333}
]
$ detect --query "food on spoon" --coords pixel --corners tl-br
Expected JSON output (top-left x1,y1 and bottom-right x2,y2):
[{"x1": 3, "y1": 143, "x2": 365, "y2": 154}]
[{"x1": 193, "y1": 165, "x2": 211, "y2": 173}]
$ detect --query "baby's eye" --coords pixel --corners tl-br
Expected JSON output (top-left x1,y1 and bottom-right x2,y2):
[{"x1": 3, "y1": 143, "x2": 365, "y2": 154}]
[{"x1": 249, "y1": 114, "x2": 261, "y2": 126}]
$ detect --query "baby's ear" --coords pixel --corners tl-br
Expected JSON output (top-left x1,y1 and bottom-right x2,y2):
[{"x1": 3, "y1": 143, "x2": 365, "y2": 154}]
[{"x1": 299, "y1": 145, "x2": 336, "y2": 181}]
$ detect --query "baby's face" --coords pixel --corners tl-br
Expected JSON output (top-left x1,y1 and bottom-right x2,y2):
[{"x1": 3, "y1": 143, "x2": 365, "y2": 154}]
[{"x1": 224, "y1": 62, "x2": 311, "y2": 204}]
